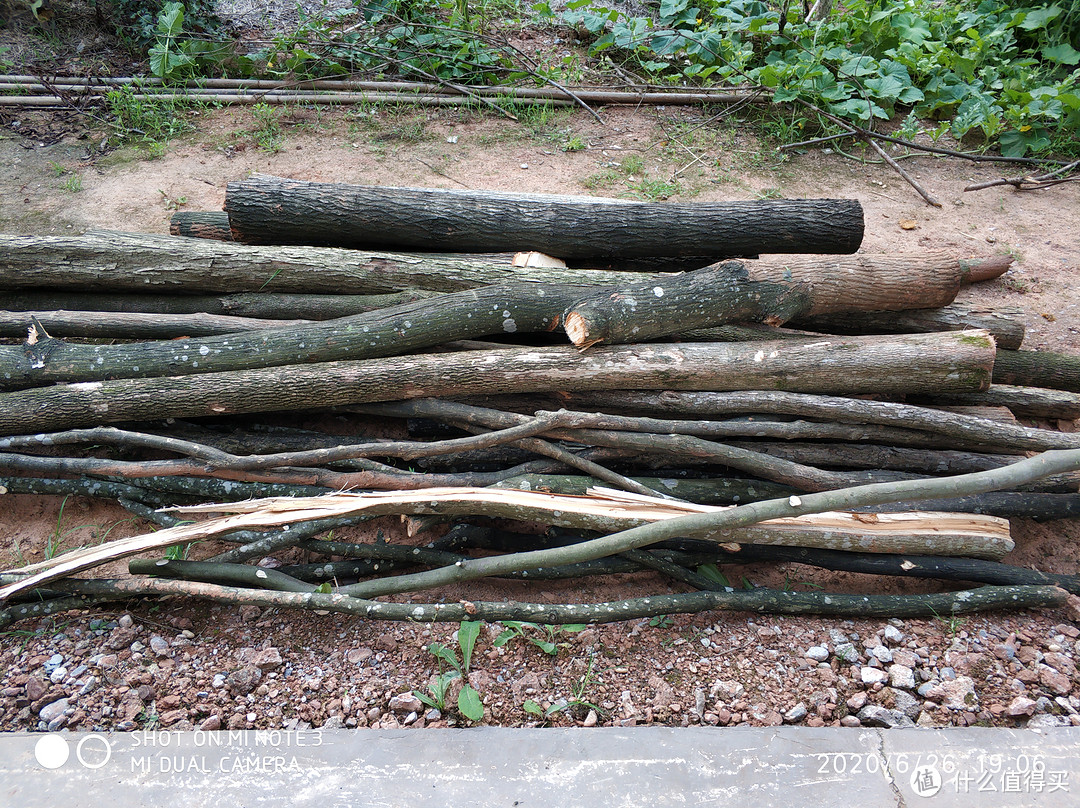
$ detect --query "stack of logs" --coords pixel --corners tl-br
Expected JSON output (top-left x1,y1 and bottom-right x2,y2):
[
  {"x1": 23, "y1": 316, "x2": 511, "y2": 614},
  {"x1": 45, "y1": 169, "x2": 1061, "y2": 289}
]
[{"x1": 2, "y1": 175, "x2": 1080, "y2": 627}]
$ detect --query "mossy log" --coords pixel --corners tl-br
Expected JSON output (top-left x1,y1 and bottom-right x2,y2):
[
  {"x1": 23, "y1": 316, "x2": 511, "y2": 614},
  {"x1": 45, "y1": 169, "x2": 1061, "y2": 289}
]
[{"x1": 994, "y1": 348, "x2": 1080, "y2": 393}]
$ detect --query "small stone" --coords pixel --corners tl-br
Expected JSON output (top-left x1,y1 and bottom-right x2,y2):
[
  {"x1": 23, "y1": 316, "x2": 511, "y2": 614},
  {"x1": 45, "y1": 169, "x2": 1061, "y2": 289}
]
[
  {"x1": 1027, "y1": 714, "x2": 1070, "y2": 728},
  {"x1": 252, "y1": 648, "x2": 283, "y2": 671},
  {"x1": 888, "y1": 664, "x2": 916, "y2": 690},
  {"x1": 78, "y1": 676, "x2": 99, "y2": 697},
  {"x1": 322, "y1": 716, "x2": 345, "y2": 729},
  {"x1": 846, "y1": 691, "x2": 868, "y2": 712},
  {"x1": 149, "y1": 636, "x2": 170, "y2": 656},
  {"x1": 858, "y1": 705, "x2": 915, "y2": 728},
  {"x1": 883, "y1": 625, "x2": 904, "y2": 645},
  {"x1": 43, "y1": 654, "x2": 64, "y2": 673},
  {"x1": 861, "y1": 667, "x2": 888, "y2": 685},
  {"x1": 1038, "y1": 667, "x2": 1072, "y2": 696},
  {"x1": 212, "y1": 673, "x2": 226, "y2": 689},
  {"x1": 806, "y1": 646, "x2": 829, "y2": 662},
  {"x1": 891, "y1": 689, "x2": 921, "y2": 719},
  {"x1": 839, "y1": 715, "x2": 862, "y2": 727},
  {"x1": 238, "y1": 605, "x2": 261, "y2": 622},
  {"x1": 388, "y1": 692, "x2": 424, "y2": 714},
  {"x1": 583, "y1": 709, "x2": 598, "y2": 727},
  {"x1": 869, "y1": 646, "x2": 894, "y2": 664},
  {"x1": 38, "y1": 698, "x2": 69, "y2": 724},
  {"x1": 425, "y1": 708, "x2": 442, "y2": 722},
  {"x1": 1043, "y1": 653, "x2": 1077, "y2": 678},
  {"x1": 834, "y1": 643, "x2": 859, "y2": 663},
  {"x1": 225, "y1": 665, "x2": 262, "y2": 695},
  {"x1": 930, "y1": 676, "x2": 978, "y2": 710},
  {"x1": 347, "y1": 648, "x2": 373, "y2": 665},
  {"x1": 783, "y1": 703, "x2": 808, "y2": 723},
  {"x1": 25, "y1": 677, "x2": 47, "y2": 702},
  {"x1": 1006, "y1": 696, "x2": 1037, "y2": 717},
  {"x1": 118, "y1": 614, "x2": 133, "y2": 629}
]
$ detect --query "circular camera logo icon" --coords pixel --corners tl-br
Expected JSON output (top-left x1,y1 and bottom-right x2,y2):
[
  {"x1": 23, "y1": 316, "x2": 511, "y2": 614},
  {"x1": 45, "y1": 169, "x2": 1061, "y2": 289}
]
[
  {"x1": 35, "y1": 735, "x2": 70, "y2": 769},
  {"x1": 910, "y1": 765, "x2": 943, "y2": 798}
]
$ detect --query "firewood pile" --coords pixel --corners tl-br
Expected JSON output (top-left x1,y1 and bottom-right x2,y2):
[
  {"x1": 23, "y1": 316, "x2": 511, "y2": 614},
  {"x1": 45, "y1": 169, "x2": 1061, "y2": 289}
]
[{"x1": 3, "y1": 175, "x2": 1080, "y2": 627}]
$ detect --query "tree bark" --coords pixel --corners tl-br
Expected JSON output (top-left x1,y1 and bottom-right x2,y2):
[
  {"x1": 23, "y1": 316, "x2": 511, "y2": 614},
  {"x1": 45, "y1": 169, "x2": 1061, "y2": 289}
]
[
  {"x1": 169, "y1": 211, "x2": 234, "y2": 241},
  {"x1": 223, "y1": 176, "x2": 865, "y2": 258},
  {"x1": 563, "y1": 261, "x2": 812, "y2": 347},
  {"x1": 0, "y1": 334, "x2": 995, "y2": 435},
  {"x1": 794, "y1": 302, "x2": 1025, "y2": 349},
  {"x1": 745, "y1": 252, "x2": 976, "y2": 315}
]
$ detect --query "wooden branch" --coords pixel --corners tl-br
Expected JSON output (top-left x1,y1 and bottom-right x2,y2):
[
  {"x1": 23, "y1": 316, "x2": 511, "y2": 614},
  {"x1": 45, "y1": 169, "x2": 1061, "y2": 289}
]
[
  {"x1": 0, "y1": 334, "x2": 996, "y2": 435},
  {"x1": 914, "y1": 385, "x2": 1080, "y2": 421},
  {"x1": 563, "y1": 261, "x2": 811, "y2": 347},
  {"x1": 0, "y1": 283, "x2": 586, "y2": 390},
  {"x1": 1, "y1": 289, "x2": 440, "y2": 319},
  {"x1": 550, "y1": 389, "x2": 1079, "y2": 453},
  {"x1": 794, "y1": 302, "x2": 1025, "y2": 349},
  {"x1": 223, "y1": 176, "x2": 865, "y2": 258},
  {"x1": 0, "y1": 309, "x2": 307, "y2": 339},
  {"x1": 2, "y1": 578, "x2": 1062, "y2": 628},
  {"x1": 0, "y1": 473, "x2": 1026, "y2": 600}
]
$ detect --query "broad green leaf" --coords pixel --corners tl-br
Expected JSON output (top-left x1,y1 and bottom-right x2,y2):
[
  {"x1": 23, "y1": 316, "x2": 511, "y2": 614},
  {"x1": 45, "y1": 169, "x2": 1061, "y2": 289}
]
[
  {"x1": 523, "y1": 699, "x2": 544, "y2": 716},
  {"x1": 458, "y1": 620, "x2": 481, "y2": 671},
  {"x1": 533, "y1": 640, "x2": 558, "y2": 655},
  {"x1": 158, "y1": 2, "x2": 185, "y2": 37},
  {"x1": 1016, "y1": 6, "x2": 1062, "y2": 31},
  {"x1": 1043, "y1": 43, "x2": 1080, "y2": 66},
  {"x1": 458, "y1": 684, "x2": 484, "y2": 721}
]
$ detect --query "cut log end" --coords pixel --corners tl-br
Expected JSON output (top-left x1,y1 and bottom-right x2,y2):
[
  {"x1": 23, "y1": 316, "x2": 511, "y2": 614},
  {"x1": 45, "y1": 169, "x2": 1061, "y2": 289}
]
[{"x1": 564, "y1": 310, "x2": 593, "y2": 347}]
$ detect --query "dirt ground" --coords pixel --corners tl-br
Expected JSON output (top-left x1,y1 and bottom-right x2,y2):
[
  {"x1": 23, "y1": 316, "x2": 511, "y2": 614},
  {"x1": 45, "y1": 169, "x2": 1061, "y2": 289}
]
[{"x1": 1, "y1": 99, "x2": 1080, "y2": 733}]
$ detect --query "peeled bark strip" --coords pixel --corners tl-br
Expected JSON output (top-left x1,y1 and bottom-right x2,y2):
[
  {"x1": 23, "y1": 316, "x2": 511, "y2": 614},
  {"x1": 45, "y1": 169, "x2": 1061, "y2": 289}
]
[
  {"x1": 563, "y1": 261, "x2": 811, "y2": 347},
  {"x1": 224, "y1": 177, "x2": 865, "y2": 258},
  {"x1": 0, "y1": 334, "x2": 996, "y2": 435},
  {"x1": 0, "y1": 309, "x2": 306, "y2": 339},
  {"x1": 0, "y1": 231, "x2": 653, "y2": 294},
  {"x1": 794, "y1": 302, "x2": 1025, "y2": 349},
  {"x1": 169, "y1": 211, "x2": 234, "y2": 241},
  {"x1": 994, "y1": 348, "x2": 1080, "y2": 393},
  {"x1": 1, "y1": 290, "x2": 439, "y2": 320}
]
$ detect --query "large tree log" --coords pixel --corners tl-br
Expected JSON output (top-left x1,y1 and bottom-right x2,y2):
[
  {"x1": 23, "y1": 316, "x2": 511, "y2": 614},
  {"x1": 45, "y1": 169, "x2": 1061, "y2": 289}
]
[
  {"x1": 0, "y1": 333, "x2": 996, "y2": 435},
  {"x1": 0, "y1": 231, "x2": 651, "y2": 294},
  {"x1": 223, "y1": 177, "x2": 865, "y2": 258}
]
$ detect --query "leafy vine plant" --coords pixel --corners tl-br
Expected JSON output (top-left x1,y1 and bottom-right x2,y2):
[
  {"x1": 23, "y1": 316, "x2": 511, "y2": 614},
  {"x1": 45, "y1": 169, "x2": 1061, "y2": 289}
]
[{"x1": 554, "y1": 0, "x2": 1080, "y2": 157}]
